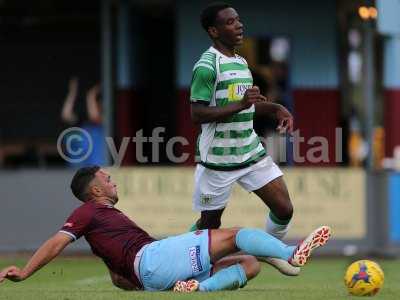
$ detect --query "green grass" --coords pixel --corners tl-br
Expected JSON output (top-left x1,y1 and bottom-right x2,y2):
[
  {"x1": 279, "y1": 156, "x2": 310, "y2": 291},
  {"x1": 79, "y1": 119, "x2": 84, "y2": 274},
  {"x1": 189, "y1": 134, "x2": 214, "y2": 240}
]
[{"x1": 0, "y1": 257, "x2": 399, "y2": 300}]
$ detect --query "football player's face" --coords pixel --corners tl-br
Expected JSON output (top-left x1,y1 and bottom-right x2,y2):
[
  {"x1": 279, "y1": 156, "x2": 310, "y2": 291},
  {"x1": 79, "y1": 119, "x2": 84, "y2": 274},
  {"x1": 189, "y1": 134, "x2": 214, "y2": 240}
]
[
  {"x1": 213, "y1": 8, "x2": 244, "y2": 47},
  {"x1": 96, "y1": 170, "x2": 119, "y2": 203}
]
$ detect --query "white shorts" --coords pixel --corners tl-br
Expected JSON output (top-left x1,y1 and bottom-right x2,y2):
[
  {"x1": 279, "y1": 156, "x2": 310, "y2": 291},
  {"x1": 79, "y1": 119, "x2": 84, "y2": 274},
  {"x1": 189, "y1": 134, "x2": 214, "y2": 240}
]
[{"x1": 193, "y1": 156, "x2": 283, "y2": 212}]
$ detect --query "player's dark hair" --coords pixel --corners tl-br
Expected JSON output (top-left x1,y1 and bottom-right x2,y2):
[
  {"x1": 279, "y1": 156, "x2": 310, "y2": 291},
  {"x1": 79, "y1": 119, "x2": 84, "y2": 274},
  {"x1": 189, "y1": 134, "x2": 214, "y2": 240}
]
[
  {"x1": 70, "y1": 165, "x2": 100, "y2": 202},
  {"x1": 200, "y1": 2, "x2": 232, "y2": 32}
]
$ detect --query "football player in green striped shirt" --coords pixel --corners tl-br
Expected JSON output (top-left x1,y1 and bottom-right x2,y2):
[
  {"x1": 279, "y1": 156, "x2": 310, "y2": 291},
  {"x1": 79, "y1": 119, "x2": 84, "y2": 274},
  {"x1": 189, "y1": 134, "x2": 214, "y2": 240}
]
[{"x1": 189, "y1": 3, "x2": 298, "y2": 276}]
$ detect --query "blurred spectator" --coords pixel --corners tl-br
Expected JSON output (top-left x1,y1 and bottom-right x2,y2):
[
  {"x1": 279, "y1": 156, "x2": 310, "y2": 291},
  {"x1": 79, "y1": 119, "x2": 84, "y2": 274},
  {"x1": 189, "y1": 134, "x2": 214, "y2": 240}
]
[
  {"x1": 348, "y1": 108, "x2": 367, "y2": 167},
  {"x1": 60, "y1": 77, "x2": 107, "y2": 168},
  {"x1": 373, "y1": 127, "x2": 385, "y2": 169}
]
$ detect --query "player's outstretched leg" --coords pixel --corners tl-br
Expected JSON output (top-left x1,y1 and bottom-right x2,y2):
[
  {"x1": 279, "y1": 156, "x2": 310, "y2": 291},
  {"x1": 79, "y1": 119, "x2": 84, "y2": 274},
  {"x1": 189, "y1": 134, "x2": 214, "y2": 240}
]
[
  {"x1": 235, "y1": 228, "x2": 296, "y2": 261},
  {"x1": 174, "y1": 266, "x2": 246, "y2": 294},
  {"x1": 197, "y1": 264, "x2": 246, "y2": 292},
  {"x1": 235, "y1": 226, "x2": 331, "y2": 267},
  {"x1": 210, "y1": 226, "x2": 331, "y2": 269},
  {"x1": 174, "y1": 255, "x2": 260, "y2": 293}
]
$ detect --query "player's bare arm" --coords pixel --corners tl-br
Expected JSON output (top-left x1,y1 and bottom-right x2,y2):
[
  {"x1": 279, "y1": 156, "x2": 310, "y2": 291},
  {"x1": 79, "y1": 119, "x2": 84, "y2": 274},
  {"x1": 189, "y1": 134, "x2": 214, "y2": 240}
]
[
  {"x1": 61, "y1": 77, "x2": 78, "y2": 124},
  {"x1": 0, "y1": 232, "x2": 71, "y2": 283},
  {"x1": 86, "y1": 83, "x2": 102, "y2": 124},
  {"x1": 255, "y1": 102, "x2": 294, "y2": 134},
  {"x1": 191, "y1": 86, "x2": 266, "y2": 124}
]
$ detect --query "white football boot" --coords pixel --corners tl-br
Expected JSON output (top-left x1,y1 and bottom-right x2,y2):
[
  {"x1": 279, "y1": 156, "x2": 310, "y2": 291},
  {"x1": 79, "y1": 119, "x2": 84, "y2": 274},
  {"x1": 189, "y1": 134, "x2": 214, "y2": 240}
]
[
  {"x1": 289, "y1": 226, "x2": 332, "y2": 267},
  {"x1": 258, "y1": 256, "x2": 301, "y2": 276}
]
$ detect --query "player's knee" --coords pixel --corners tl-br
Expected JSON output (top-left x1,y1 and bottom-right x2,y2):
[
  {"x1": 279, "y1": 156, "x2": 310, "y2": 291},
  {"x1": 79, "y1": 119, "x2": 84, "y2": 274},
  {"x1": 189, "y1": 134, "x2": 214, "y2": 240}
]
[
  {"x1": 241, "y1": 255, "x2": 261, "y2": 279},
  {"x1": 229, "y1": 226, "x2": 241, "y2": 233},
  {"x1": 282, "y1": 201, "x2": 293, "y2": 220},
  {"x1": 227, "y1": 227, "x2": 241, "y2": 243}
]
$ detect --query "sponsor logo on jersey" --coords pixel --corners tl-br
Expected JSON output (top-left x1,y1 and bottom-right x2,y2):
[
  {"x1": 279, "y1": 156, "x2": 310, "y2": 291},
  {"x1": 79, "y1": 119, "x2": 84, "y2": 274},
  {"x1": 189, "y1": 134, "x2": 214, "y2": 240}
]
[
  {"x1": 189, "y1": 246, "x2": 203, "y2": 274},
  {"x1": 227, "y1": 83, "x2": 252, "y2": 101}
]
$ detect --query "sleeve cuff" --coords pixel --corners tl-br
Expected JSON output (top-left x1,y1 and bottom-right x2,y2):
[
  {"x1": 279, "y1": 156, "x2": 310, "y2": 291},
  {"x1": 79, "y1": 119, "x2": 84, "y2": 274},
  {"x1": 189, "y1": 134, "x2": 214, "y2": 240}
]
[{"x1": 59, "y1": 230, "x2": 77, "y2": 241}]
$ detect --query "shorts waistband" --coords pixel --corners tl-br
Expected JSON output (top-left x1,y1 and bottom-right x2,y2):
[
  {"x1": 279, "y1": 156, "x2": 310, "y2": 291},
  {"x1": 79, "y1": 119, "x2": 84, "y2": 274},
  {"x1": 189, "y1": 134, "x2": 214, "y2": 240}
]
[
  {"x1": 200, "y1": 152, "x2": 267, "y2": 171},
  {"x1": 134, "y1": 244, "x2": 148, "y2": 285}
]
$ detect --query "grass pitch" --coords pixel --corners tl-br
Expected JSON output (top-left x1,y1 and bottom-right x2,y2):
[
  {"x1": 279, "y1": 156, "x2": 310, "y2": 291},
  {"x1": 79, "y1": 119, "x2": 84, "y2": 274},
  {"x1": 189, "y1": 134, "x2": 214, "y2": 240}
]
[{"x1": 0, "y1": 257, "x2": 399, "y2": 300}]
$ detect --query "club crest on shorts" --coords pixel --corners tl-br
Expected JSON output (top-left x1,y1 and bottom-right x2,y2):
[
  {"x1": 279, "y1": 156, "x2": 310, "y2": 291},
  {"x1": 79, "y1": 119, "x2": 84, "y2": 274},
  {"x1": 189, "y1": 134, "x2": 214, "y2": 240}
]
[
  {"x1": 200, "y1": 194, "x2": 213, "y2": 205},
  {"x1": 188, "y1": 246, "x2": 203, "y2": 274}
]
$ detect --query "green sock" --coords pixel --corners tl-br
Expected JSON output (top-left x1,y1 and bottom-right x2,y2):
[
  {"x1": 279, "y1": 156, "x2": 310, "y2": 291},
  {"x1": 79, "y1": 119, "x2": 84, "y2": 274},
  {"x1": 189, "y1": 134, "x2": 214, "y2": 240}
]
[{"x1": 266, "y1": 212, "x2": 291, "y2": 240}]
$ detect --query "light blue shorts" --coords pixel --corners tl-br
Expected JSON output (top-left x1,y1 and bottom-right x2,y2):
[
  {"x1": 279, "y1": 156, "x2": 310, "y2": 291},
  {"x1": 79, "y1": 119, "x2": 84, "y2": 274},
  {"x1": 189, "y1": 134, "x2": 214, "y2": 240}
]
[{"x1": 138, "y1": 230, "x2": 212, "y2": 291}]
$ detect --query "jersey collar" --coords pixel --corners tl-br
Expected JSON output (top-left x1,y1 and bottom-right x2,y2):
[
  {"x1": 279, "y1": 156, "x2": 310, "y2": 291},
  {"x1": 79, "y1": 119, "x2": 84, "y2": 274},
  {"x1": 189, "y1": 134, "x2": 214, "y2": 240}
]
[{"x1": 209, "y1": 46, "x2": 239, "y2": 59}]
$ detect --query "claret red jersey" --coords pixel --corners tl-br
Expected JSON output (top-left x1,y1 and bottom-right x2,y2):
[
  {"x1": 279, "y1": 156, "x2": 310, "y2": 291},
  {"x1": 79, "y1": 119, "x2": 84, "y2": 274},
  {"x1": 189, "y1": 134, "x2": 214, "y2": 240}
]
[{"x1": 60, "y1": 201, "x2": 156, "y2": 289}]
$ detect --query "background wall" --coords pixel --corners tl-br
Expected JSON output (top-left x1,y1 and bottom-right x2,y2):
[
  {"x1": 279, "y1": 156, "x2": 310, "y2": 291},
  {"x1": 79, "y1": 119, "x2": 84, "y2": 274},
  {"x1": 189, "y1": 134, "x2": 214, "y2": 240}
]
[
  {"x1": 0, "y1": 170, "x2": 87, "y2": 251},
  {"x1": 0, "y1": 167, "x2": 377, "y2": 254}
]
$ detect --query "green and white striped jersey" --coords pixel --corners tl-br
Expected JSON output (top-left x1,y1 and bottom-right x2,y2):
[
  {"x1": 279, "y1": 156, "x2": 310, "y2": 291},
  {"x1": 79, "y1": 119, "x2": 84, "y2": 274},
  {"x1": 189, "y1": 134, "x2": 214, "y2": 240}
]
[{"x1": 190, "y1": 46, "x2": 266, "y2": 170}]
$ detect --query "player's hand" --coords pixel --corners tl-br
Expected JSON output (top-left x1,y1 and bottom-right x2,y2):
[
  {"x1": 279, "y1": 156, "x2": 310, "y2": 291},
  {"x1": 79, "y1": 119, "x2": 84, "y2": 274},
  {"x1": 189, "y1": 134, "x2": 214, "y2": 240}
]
[
  {"x1": 276, "y1": 105, "x2": 294, "y2": 134},
  {"x1": 0, "y1": 266, "x2": 27, "y2": 283},
  {"x1": 257, "y1": 92, "x2": 272, "y2": 103},
  {"x1": 240, "y1": 86, "x2": 264, "y2": 109}
]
